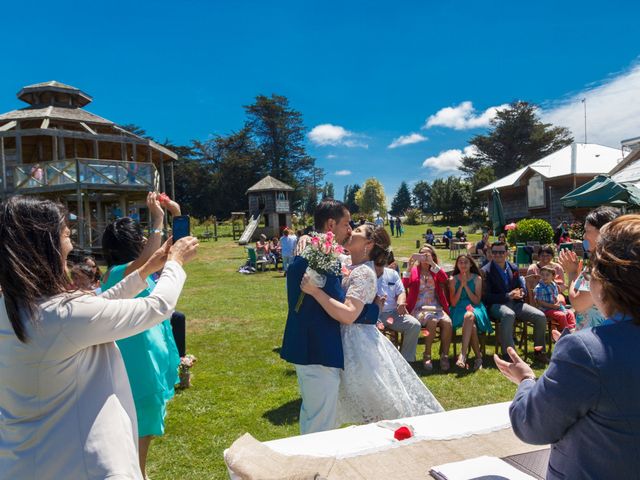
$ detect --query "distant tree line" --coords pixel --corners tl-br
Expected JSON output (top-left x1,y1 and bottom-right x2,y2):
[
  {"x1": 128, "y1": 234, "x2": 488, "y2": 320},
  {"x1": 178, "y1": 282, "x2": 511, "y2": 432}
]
[
  {"x1": 386, "y1": 101, "x2": 573, "y2": 222},
  {"x1": 124, "y1": 94, "x2": 323, "y2": 219}
]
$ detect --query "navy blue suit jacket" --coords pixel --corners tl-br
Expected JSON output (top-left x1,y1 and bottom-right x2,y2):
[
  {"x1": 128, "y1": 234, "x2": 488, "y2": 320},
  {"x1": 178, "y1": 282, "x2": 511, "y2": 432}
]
[
  {"x1": 481, "y1": 261, "x2": 526, "y2": 307},
  {"x1": 510, "y1": 322, "x2": 640, "y2": 479},
  {"x1": 280, "y1": 256, "x2": 379, "y2": 369}
]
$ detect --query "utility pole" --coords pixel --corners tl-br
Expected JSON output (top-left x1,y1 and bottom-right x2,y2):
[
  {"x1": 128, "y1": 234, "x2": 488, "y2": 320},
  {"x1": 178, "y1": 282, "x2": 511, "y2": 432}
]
[{"x1": 582, "y1": 98, "x2": 587, "y2": 144}]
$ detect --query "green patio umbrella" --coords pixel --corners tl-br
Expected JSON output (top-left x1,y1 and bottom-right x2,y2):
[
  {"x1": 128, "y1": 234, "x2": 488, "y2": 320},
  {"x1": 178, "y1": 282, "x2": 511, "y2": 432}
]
[
  {"x1": 491, "y1": 188, "x2": 506, "y2": 234},
  {"x1": 561, "y1": 175, "x2": 640, "y2": 208}
]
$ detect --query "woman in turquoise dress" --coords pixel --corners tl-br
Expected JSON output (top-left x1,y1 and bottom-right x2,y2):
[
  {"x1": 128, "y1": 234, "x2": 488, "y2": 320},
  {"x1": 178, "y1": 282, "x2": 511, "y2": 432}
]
[
  {"x1": 101, "y1": 192, "x2": 181, "y2": 478},
  {"x1": 449, "y1": 254, "x2": 492, "y2": 371}
]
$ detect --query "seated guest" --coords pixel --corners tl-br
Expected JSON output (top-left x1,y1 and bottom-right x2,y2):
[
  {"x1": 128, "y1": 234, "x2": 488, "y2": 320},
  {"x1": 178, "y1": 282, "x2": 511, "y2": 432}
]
[
  {"x1": 534, "y1": 266, "x2": 576, "y2": 334},
  {"x1": 374, "y1": 255, "x2": 422, "y2": 363},
  {"x1": 526, "y1": 245, "x2": 567, "y2": 300},
  {"x1": 449, "y1": 254, "x2": 492, "y2": 370},
  {"x1": 553, "y1": 220, "x2": 570, "y2": 245},
  {"x1": 455, "y1": 226, "x2": 467, "y2": 242},
  {"x1": 557, "y1": 230, "x2": 571, "y2": 245},
  {"x1": 481, "y1": 241, "x2": 548, "y2": 363},
  {"x1": 386, "y1": 251, "x2": 400, "y2": 273},
  {"x1": 495, "y1": 214, "x2": 640, "y2": 480},
  {"x1": 269, "y1": 236, "x2": 281, "y2": 267},
  {"x1": 256, "y1": 233, "x2": 270, "y2": 261},
  {"x1": 474, "y1": 232, "x2": 490, "y2": 257},
  {"x1": 69, "y1": 263, "x2": 98, "y2": 292},
  {"x1": 82, "y1": 255, "x2": 102, "y2": 289},
  {"x1": 425, "y1": 228, "x2": 435, "y2": 245},
  {"x1": 442, "y1": 226, "x2": 453, "y2": 248},
  {"x1": 403, "y1": 245, "x2": 452, "y2": 372}
]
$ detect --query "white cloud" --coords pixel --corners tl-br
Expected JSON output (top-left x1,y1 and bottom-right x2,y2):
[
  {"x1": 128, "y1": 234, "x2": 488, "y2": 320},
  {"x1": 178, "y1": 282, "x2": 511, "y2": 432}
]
[
  {"x1": 335, "y1": 170, "x2": 352, "y2": 176},
  {"x1": 326, "y1": 154, "x2": 337, "y2": 159},
  {"x1": 387, "y1": 133, "x2": 428, "y2": 149},
  {"x1": 541, "y1": 62, "x2": 640, "y2": 146},
  {"x1": 422, "y1": 146, "x2": 478, "y2": 172},
  {"x1": 424, "y1": 101, "x2": 508, "y2": 130},
  {"x1": 308, "y1": 123, "x2": 368, "y2": 148}
]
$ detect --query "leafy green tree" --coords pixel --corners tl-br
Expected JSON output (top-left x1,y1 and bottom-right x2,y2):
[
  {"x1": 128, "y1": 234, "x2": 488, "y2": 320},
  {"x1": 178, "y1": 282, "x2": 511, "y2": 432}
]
[
  {"x1": 244, "y1": 94, "x2": 316, "y2": 205},
  {"x1": 343, "y1": 184, "x2": 360, "y2": 214},
  {"x1": 468, "y1": 166, "x2": 496, "y2": 218},
  {"x1": 461, "y1": 101, "x2": 573, "y2": 177},
  {"x1": 355, "y1": 178, "x2": 387, "y2": 216},
  {"x1": 322, "y1": 182, "x2": 335, "y2": 199},
  {"x1": 412, "y1": 180, "x2": 431, "y2": 212},
  {"x1": 429, "y1": 176, "x2": 471, "y2": 221},
  {"x1": 390, "y1": 181, "x2": 412, "y2": 215}
]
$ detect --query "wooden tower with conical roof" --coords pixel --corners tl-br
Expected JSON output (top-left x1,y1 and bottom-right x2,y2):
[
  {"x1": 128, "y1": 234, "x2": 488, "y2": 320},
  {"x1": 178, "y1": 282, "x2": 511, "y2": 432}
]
[{"x1": 0, "y1": 81, "x2": 177, "y2": 252}]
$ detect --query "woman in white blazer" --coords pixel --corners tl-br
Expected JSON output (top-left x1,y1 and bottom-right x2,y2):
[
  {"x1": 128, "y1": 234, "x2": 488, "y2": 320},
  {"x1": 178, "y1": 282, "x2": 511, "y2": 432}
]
[{"x1": 0, "y1": 195, "x2": 198, "y2": 480}]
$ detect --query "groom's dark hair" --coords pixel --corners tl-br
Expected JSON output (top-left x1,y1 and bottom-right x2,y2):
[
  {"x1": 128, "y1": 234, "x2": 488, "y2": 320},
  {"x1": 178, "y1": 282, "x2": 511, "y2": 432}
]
[{"x1": 314, "y1": 199, "x2": 349, "y2": 231}]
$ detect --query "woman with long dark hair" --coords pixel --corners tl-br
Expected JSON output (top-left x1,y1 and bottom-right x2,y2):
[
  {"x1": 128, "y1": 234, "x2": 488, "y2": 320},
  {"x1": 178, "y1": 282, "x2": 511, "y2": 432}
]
[
  {"x1": 0, "y1": 196, "x2": 197, "y2": 479},
  {"x1": 101, "y1": 192, "x2": 182, "y2": 478},
  {"x1": 449, "y1": 254, "x2": 492, "y2": 370}
]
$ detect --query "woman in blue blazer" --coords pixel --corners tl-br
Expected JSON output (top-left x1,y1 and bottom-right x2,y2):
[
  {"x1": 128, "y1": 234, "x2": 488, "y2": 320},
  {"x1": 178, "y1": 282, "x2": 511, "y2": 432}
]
[{"x1": 495, "y1": 215, "x2": 640, "y2": 480}]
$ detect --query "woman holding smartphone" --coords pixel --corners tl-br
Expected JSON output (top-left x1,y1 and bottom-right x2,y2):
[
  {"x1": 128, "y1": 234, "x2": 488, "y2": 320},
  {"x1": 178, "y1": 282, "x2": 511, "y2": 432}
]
[
  {"x1": 402, "y1": 245, "x2": 453, "y2": 372},
  {"x1": 101, "y1": 192, "x2": 183, "y2": 478}
]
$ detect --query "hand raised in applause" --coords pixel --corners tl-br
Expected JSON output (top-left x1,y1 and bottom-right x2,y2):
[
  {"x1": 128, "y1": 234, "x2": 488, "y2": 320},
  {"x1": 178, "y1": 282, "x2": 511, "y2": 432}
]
[{"x1": 494, "y1": 347, "x2": 536, "y2": 385}]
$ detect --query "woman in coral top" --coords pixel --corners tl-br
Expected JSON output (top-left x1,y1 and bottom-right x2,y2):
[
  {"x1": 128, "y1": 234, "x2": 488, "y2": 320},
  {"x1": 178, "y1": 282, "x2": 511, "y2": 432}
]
[{"x1": 402, "y1": 245, "x2": 452, "y2": 372}]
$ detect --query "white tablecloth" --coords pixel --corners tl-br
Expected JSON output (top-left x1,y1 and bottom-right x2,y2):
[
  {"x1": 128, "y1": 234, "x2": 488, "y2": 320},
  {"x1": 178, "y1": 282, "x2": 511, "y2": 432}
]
[{"x1": 226, "y1": 402, "x2": 513, "y2": 478}]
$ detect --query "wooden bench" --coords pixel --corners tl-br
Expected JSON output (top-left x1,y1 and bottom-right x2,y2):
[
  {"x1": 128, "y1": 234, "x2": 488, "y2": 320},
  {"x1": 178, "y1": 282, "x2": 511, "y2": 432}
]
[{"x1": 197, "y1": 231, "x2": 214, "y2": 241}]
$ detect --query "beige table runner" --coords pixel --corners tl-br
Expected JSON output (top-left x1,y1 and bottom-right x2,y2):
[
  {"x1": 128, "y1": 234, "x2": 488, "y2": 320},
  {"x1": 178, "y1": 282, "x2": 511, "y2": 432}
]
[{"x1": 226, "y1": 427, "x2": 543, "y2": 480}]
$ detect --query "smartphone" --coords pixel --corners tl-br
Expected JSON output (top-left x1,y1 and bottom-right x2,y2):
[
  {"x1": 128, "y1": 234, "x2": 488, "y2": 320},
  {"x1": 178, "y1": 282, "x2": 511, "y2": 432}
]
[{"x1": 172, "y1": 215, "x2": 190, "y2": 241}]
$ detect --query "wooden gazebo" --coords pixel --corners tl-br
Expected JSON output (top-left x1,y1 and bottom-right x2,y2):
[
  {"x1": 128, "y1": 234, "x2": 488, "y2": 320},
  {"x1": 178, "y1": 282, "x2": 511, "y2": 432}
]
[{"x1": 0, "y1": 81, "x2": 177, "y2": 252}]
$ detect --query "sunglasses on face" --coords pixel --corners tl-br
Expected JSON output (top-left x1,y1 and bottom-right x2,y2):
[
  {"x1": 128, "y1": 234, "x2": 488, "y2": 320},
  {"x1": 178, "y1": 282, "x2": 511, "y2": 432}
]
[{"x1": 491, "y1": 250, "x2": 507, "y2": 254}]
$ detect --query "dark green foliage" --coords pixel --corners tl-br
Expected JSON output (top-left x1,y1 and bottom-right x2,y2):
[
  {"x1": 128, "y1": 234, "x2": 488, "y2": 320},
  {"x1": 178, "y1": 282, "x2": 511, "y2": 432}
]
[
  {"x1": 412, "y1": 180, "x2": 431, "y2": 212},
  {"x1": 390, "y1": 181, "x2": 412, "y2": 215},
  {"x1": 429, "y1": 177, "x2": 471, "y2": 221},
  {"x1": 506, "y1": 218, "x2": 554, "y2": 244},
  {"x1": 461, "y1": 101, "x2": 573, "y2": 177},
  {"x1": 342, "y1": 184, "x2": 360, "y2": 214}
]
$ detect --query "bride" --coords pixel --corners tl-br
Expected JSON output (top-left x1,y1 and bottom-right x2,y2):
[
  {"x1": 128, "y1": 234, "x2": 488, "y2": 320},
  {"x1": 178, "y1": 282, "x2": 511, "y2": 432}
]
[{"x1": 301, "y1": 223, "x2": 443, "y2": 425}]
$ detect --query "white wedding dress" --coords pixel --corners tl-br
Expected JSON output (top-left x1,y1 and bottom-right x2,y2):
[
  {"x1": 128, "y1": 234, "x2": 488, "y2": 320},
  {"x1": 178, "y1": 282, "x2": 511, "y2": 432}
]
[{"x1": 336, "y1": 262, "x2": 444, "y2": 426}]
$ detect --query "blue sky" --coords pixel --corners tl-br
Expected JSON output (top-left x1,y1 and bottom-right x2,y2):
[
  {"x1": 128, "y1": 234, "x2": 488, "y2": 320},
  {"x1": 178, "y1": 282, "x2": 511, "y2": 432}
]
[{"x1": 2, "y1": 0, "x2": 640, "y2": 205}]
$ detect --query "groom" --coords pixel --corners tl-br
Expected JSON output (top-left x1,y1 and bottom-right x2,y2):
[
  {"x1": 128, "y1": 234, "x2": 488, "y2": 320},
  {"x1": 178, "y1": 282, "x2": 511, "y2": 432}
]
[{"x1": 280, "y1": 199, "x2": 380, "y2": 434}]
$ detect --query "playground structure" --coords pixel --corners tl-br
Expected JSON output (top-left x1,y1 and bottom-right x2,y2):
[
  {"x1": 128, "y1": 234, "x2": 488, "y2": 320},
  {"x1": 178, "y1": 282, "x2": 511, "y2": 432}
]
[{"x1": 238, "y1": 175, "x2": 293, "y2": 245}]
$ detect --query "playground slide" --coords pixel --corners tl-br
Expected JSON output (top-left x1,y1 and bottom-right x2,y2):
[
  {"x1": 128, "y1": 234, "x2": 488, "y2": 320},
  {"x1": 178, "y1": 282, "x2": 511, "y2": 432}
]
[{"x1": 238, "y1": 212, "x2": 261, "y2": 245}]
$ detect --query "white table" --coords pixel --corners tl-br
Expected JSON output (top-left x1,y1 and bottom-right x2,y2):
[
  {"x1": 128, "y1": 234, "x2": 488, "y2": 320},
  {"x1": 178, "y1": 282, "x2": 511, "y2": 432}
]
[{"x1": 226, "y1": 402, "x2": 514, "y2": 478}]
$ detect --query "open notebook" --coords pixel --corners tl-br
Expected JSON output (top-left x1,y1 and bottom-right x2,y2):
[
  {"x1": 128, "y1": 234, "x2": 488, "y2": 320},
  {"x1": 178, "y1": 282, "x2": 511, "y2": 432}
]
[{"x1": 430, "y1": 455, "x2": 538, "y2": 480}]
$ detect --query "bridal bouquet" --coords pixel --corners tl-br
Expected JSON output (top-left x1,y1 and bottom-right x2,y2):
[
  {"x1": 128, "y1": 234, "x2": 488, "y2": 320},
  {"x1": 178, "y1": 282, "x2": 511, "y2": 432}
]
[
  {"x1": 178, "y1": 354, "x2": 197, "y2": 389},
  {"x1": 295, "y1": 231, "x2": 344, "y2": 312}
]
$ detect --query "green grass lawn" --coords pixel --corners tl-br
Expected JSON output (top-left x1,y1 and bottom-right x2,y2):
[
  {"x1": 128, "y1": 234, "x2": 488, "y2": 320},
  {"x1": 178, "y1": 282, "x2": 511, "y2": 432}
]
[{"x1": 147, "y1": 224, "x2": 546, "y2": 479}]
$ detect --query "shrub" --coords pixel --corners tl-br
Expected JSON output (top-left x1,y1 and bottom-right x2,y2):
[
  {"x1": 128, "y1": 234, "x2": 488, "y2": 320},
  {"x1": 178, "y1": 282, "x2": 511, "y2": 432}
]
[
  {"x1": 404, "y1": 208, "x2": 423, "y2": 225},
  {"x1": 506, "y1": 219, "x2": 554, "y2": 245}
]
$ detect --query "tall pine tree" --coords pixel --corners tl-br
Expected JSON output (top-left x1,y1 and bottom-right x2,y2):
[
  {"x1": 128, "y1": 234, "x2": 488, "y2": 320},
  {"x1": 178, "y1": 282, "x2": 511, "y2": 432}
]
[{"x1": 390, "y1": 181, "x2": 412, "y2": 215}]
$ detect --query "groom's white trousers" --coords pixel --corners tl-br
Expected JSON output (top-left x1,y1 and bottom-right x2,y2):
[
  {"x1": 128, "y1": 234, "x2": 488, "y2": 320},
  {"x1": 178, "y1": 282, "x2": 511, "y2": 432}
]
[{"x1": 295, "y1": 364, "x2": 340, "y2": 434}]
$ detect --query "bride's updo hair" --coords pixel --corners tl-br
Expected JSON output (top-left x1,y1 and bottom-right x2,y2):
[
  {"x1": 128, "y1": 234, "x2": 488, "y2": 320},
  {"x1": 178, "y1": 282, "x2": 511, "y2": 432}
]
[{"x1": 362, "y1": 223, "x2": 392, "y2": 267}]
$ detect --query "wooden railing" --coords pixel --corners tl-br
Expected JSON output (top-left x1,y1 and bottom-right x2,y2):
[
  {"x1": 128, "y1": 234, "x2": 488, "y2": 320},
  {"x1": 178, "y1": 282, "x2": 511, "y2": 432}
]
[{"x1": 12, "y1": 158, "x2": 158, "y2": 190}]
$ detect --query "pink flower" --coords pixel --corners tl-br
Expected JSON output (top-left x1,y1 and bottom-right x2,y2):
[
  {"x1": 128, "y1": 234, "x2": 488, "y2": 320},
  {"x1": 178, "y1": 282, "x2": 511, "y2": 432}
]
[
  {"x1": 311, "y1": 236, "x2": 320, "y2": 246},
  {"x1": 335, "y1": 245, "x2": 345, "y2": 254},
  {"x1": 325, "y1": 231, "x2": 334, "y2": 242},
  {"x1": 505, "y1": 223, "x2": 517, "y2": 231}
]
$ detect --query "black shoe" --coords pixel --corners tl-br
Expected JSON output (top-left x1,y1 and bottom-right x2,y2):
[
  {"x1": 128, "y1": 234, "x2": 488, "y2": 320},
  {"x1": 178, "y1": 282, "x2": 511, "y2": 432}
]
[{"x1": 533, "y1": 350, "x2": 550, "y2": 365}]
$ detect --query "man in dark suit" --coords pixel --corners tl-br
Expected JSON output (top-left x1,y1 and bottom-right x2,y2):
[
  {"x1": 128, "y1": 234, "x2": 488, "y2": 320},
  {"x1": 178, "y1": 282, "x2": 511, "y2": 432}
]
[
  {"x1": 481, "y1": 241, "x2": 548, "y2": 363},
  {"x1": 280, "y1": 199, "x2": 379, "y2": 434}
]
